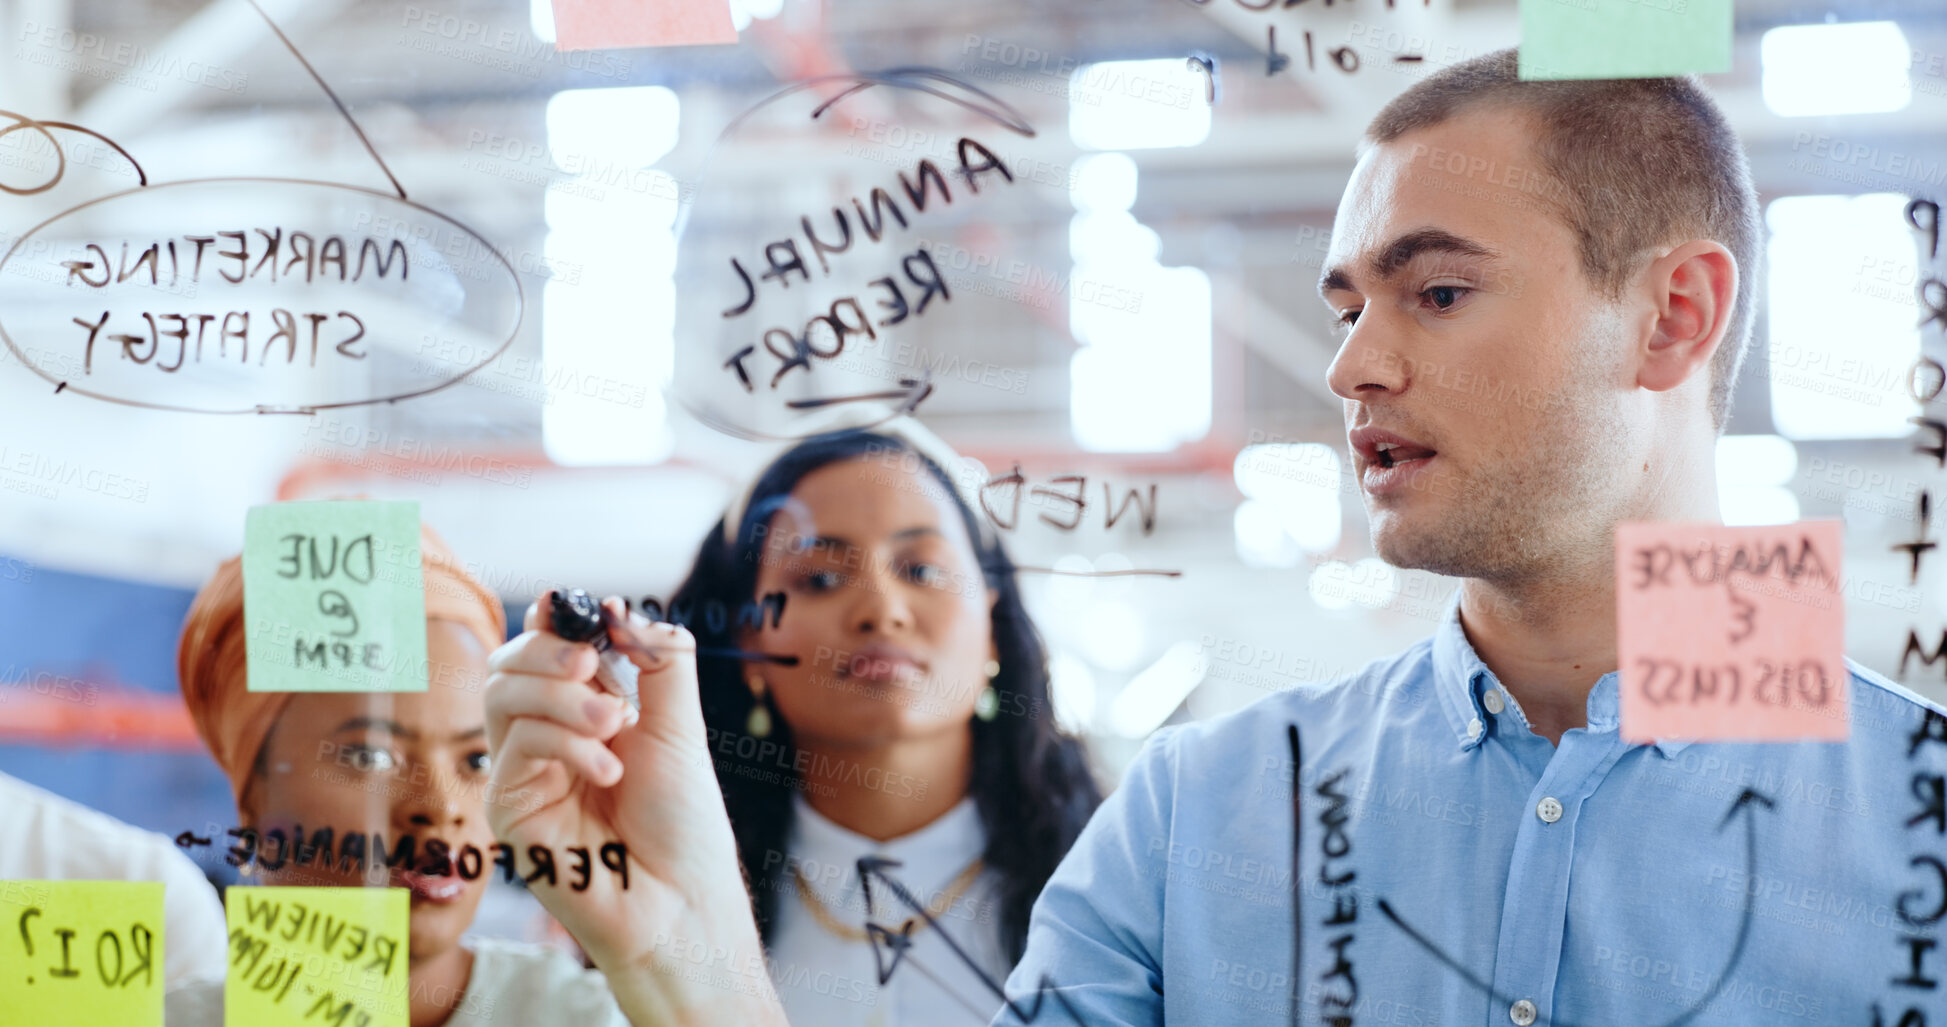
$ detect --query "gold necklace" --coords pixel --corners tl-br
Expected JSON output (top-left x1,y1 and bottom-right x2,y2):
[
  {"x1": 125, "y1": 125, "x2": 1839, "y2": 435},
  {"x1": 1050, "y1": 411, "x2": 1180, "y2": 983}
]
[{"x1": 791, "y1": 857, "x2": 986, "y2": 943}]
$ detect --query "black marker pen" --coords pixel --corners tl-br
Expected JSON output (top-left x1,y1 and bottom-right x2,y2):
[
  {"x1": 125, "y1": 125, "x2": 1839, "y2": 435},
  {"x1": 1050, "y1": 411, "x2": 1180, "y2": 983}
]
[{"x1": 549, "y1": 589, "x2": 641, "y2": 723}]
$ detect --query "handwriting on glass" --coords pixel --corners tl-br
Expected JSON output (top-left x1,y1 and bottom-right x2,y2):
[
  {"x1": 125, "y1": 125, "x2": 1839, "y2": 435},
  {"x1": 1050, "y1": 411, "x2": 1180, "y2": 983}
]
[
  {"x1": 178, "y1": 827, "x2": 631, "y2": 891},
  {"x1": 719, "y1": 137, "x2": 1016, "y2": 392},
  {"x1": 979, "y1": 466, "x2": 1160, "y2": 535},
  {"x1": 1899, "y1": 198, "x2": 1947, "y2": 684},
  {"x1": 62, "y1": 230, "x2": 403, "y2": 374}
]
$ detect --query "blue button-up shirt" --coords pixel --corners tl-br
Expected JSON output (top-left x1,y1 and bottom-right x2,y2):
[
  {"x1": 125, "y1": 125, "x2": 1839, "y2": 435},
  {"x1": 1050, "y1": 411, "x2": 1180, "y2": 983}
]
[{"x1": 996, "y1": 600, "x2": 1947, "y2": 1026}]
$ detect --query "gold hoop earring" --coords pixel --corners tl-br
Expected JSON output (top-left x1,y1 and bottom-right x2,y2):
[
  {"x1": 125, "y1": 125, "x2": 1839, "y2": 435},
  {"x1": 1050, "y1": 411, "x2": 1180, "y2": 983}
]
[{"x1": 747, "y1": 678, "x2": 773, "y2": 738}]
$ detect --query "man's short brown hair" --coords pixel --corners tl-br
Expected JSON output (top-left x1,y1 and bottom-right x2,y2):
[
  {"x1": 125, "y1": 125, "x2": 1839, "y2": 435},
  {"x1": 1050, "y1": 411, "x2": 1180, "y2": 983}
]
[{"x1": 1361, "y1": 48, "x2": 1760, "y2": 432}]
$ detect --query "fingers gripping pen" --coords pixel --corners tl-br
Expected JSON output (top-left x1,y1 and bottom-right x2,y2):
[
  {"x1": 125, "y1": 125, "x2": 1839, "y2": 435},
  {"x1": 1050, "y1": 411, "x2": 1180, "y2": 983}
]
[{"x1": 549, "y1": 589, "x2": 642, "y2": 723}]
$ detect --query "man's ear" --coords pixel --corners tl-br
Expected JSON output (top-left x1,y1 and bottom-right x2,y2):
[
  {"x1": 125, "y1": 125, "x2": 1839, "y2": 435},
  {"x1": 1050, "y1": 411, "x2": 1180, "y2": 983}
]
[{"x1": 1638, "y1": 240, "x2": 1737, "y2": 395}]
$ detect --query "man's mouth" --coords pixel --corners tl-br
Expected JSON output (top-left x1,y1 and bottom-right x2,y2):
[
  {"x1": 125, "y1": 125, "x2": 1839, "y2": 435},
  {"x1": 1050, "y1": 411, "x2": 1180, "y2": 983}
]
[
  {"x1": 1349, "y1": 427, "x2": 1439, "y2": 494},
  {"x1": 1373, "y1": 441, "x2": 1437, "y2": 469}
]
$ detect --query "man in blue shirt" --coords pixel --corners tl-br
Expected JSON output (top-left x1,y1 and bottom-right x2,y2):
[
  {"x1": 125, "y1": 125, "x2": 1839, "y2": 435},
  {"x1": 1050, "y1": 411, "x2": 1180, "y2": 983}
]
[
  {"x1": 996, "y1": 47, "x2": 1947, "y2": 1027},
  {"x1": 472, "y1": 43, "x2": 1947, "y2": 1027}
]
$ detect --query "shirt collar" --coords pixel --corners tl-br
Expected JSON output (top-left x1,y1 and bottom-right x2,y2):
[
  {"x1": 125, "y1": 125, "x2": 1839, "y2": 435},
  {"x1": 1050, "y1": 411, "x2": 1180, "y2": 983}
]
[
  {"x1": 791, "y1": 794, "x2": 984, "y2": 888},
  {"x1": 1431, "y1": 597, "x2": 1495, "y2": 751},
  {"x1": 1430, "y1": 596, "x2": 1691, "y2": 758}
]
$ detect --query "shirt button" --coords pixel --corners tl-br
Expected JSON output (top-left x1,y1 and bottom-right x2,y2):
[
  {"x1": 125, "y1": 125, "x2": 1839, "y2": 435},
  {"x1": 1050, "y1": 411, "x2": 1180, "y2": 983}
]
[
  {"x1": 1483, "y1": 689, "x2": 1506, "y2": 714},
  {"x1": 1510, "y1": 999, "x2": 1537, "y2": 1025},
  {"x1": 1536, "y1": 797, "x2": 1563, "y2": 823},
  {"x1": 1467, "y1": 717, "x2": 1482, "y2": 739}
]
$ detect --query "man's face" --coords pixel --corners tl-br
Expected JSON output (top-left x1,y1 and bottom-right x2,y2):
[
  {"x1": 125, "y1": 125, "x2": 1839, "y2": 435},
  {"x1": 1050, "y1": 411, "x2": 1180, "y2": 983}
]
[{"x1": 1318, "y1": 108, "x2": 1644, "y2": 581}]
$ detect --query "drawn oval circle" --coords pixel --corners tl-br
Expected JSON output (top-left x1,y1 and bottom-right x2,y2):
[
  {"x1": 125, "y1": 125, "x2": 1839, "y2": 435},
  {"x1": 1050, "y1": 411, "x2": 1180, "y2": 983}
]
[{"x1": 0, "y1": 177, "x2": 524, "y2": 414}]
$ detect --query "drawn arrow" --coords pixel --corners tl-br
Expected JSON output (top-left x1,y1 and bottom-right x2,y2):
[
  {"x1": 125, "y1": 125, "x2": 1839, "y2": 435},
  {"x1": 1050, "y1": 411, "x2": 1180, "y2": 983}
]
[
  {"x1": 785, "y1": 372, "x2": 934, "y2": 413},
  {"x1": 856, "y1": 854, "x2": 1089, "y2": 1024},
  {"x1": 1375, "y1": 787, "x2": 1775, "y2": 1027},
  {"x1": 676, "y1": 372, "x2": 935, "y2": 443}
]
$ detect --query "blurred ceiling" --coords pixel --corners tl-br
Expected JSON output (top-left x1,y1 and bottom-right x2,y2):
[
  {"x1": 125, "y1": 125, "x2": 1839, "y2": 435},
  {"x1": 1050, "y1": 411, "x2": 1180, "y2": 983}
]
[{"x1": 0, "y1": 1, "x2": 1941, "y2": 707}]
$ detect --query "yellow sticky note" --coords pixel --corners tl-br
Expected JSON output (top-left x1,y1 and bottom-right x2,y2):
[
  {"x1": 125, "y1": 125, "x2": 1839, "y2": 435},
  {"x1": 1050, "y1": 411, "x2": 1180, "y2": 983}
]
[
  {"x1": 223, "y1": 887, "x2": 408, "y2": 1027},
  {"x1": 0, "y1": 880, "x2": 165, "y2": 1026},
  {"x1": 1617, "y1": 520, "x2": 1848, "y2": 743}
]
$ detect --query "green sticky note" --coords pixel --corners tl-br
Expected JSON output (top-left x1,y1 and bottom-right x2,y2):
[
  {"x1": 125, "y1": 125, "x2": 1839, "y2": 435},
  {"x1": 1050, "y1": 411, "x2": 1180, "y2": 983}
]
[
  {"x1": 1519, "y1": 0, "x2": 1732, "y2": 80},
  {"x1": 223, "y1": 887, "x2": 408, "y2": 1027},
  {"x1": 0, "y1": 880, "x2": 165, "y2": 1026},
  {"x1": 242, "y1": 500, "x2": 427, "y2": 693}
]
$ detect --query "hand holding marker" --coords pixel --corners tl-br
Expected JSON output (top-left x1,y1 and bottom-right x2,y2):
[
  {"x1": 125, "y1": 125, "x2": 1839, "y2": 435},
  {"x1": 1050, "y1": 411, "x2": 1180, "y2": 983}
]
[
  {"x1": 548, "y1": 589, "x2": 643, "y2": 724},
  {"x1": 545, "y1": 588, "x2": 801, "y2": 727},
  {"x1": 485, "y1": 592, "x2": 793, "y2": 1026}
]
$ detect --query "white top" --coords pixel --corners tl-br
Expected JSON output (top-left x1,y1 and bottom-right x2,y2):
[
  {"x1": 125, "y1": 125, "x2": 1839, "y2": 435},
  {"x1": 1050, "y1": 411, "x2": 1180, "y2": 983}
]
[
  {"x1": 165, "y1": 936, "x2": 628, "y2": 1026},
  {"x1": 769, "y1": 795, "x2": 1011, "y2": 1027},
  {"x1": 0, "y1": 770, "x2": 227, "y2": 985}
]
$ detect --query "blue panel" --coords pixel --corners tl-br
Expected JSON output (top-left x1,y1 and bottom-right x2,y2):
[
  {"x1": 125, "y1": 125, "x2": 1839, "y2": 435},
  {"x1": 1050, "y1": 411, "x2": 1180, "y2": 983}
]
[
  {"x1": 0, "y1": 555, "x2": 234, "y2": 880},
  {"x1": 0, "y1": 555, "x2": 523, "y2": 886},
  {"x1": 0, "y1": 555, "x2": 195, "y2": 694}
]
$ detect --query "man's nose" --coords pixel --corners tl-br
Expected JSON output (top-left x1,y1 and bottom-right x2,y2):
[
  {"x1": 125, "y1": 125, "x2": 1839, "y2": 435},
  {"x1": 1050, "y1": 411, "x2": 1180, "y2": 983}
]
[{"x1": 1326, "y1": 315, "x2": 1409, "y2": 401}]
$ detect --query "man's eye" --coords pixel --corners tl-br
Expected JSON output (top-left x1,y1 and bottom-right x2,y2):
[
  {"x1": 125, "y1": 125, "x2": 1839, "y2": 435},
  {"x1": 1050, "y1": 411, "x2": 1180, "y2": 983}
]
[
  {"x1": 1423, "y1": 285, "x2": 1470, "y2": 310},
  {"x1": 1336, "y1": 309, "x2": 1361, "y2": 329},
  {"x1": 464, "y1": 751, "x2": 491, "y2": 774},
  {"x1": 344, "y1": 746, "x2": 396, "y2": 773}
]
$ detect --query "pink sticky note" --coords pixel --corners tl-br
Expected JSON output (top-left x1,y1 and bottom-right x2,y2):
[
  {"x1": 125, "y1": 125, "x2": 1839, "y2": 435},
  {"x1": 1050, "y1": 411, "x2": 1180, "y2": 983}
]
[
  {"x1": 551, "y1": 0, "x2": 737, "y2": 51},
  {"x1": 1616, "y1": 520, "x2": 1847, "y2": 743}
]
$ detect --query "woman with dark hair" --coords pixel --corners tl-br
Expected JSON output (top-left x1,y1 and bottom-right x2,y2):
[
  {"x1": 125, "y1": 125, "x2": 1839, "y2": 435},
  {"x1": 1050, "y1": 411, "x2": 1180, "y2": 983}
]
[
  {"x1": 481, "y1": 416, "x2": 1101, "y2": 1026},
  {"x1": 667, "y1": 419, "x2": 1102, "y2": 1023}
]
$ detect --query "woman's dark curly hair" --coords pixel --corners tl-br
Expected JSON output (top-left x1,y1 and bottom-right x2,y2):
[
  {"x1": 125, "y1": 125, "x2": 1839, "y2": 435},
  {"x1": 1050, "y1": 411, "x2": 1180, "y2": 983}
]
[{"x1": 667, "y1": 428, "x2": 1101, "y2": 963}]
